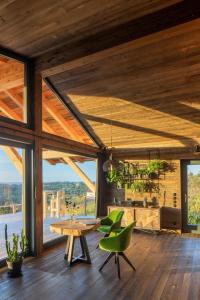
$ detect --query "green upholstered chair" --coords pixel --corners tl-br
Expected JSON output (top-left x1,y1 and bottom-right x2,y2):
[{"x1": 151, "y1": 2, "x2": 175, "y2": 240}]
[
  {"x1": 97, "y1": 210, "x2": 124, "y2": 237},
  {"x1": 99, "y1": 222, "x2": 136, "y2": 279}
]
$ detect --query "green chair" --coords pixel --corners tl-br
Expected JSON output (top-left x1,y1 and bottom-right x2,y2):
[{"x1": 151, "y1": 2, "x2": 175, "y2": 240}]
[
  {"x1": 99, "y1": 222, "x2": 136, "y2": 279},
  {"x1": 96, "y1": 210, "x2": 124, "y2": 248}
]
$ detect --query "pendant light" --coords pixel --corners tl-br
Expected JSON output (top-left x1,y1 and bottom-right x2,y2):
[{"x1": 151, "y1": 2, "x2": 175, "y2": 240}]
[{"x1": 103, "y1": 99, "x2": 118, "y2": 172}]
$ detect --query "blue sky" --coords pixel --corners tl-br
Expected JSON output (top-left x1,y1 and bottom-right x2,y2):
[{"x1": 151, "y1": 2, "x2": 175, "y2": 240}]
[
  {"x1": 0, "y1": 148, "x2": 96, "y2": 183},
  {"x1": 188, "y1": 165, "x2": 200, "y2": 175}
]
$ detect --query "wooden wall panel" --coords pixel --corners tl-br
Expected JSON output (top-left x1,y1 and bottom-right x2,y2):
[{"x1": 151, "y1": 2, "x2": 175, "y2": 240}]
[{"x1": 106, "y1": 158, "x2": 182, "y2": 229}]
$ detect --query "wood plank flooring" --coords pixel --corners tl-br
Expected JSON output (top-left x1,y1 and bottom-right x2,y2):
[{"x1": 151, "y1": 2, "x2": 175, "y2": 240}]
[{"x1": 1, "y1": 232, "x2": 200, "y2": 300}]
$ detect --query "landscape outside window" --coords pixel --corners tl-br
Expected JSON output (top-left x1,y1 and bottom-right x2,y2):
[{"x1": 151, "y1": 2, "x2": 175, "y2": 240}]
[
  {"x1": 187, "y1": 164, "x2": 200, "y2": 225},
  {"x1": 42, "y1": 149, "x2": 96, "y2": 243},
  {"x1": 0, "y1": 146, "x2": 24, "y2": 259}
]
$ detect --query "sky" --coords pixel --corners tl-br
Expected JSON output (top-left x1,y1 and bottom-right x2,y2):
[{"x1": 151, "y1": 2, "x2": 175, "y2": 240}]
[{"x1": 0, "y1": 148, "x2": 96, "y2": 183}]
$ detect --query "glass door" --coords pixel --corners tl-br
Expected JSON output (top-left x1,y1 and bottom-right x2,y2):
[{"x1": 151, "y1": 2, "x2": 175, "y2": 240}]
[
  {"x1": 182, "y1": 160, "x2": 200, "y2": 232},
  {"x1": 0, "y1": 143, "x2": 29, "y2": 261}
]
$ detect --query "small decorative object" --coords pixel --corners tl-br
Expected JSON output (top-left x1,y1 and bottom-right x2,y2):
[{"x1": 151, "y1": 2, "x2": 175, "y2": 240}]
[
  {"x1": 151, "y1": 197, "x2": 157, "y2": 207},
  {"x1": 143, "y1": 197, "x2": 148, "y2": 208},
  {"x1": 65, "y1": 200, "x2": 80, "y2": 221},
  {"x1": 5, "y1": 224, "x2": 28, "y2": 278}
]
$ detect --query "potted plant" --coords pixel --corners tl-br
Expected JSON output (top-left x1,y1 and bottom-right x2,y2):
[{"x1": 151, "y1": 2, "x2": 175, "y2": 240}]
[
  {"x1": 65, "y1": 200, "x2": 80, "y2": 221},
  {"x1": 131, "y1": 181, "x2": 146, "y2": 193},
  {"x1": 5, "y1": 224, "x2": 28, "y2": 278}
]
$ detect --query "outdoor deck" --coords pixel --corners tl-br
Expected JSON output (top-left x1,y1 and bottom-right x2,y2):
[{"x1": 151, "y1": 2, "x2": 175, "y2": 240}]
[
  {"x1": 0, "y1": 212, "x2": 94, "y2": 259},
  {"x1": 1, "y1": 231, "x2": 200, "y2": 300}
]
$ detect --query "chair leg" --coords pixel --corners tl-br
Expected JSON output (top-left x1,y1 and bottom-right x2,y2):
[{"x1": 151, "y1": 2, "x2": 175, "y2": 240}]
[
  {"x1": 120, "y1": 252, "x2": 136, "y2": 271},
  {"x1": 99, "y1": 252, "x2": 114, "y2": 271},
  {"x1": 116, "y1": 253, "x2": 121, "y2": 279}
]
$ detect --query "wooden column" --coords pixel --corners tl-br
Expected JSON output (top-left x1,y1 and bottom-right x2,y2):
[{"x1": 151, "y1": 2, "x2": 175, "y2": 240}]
[
  {"x1": 31, "y1": 65, "x2": 43, "y2": 256},
  {"x1": 96, "y1": 150, "x2": 108, "y2": 217}
]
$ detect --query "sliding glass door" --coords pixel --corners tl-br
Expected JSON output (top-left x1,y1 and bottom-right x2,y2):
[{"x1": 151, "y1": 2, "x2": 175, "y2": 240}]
[
  {"x1": 0, "y1": 144, "x2": 26, "y2": 260},
  {"x1": 182, "y1": 160, "x2": 200, "y2": 232}
]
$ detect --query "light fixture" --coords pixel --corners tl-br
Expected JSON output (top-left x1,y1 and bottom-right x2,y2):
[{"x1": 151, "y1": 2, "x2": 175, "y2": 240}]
[{"x1": 102, "y1": 99, "x2": 118, "y2": 172}]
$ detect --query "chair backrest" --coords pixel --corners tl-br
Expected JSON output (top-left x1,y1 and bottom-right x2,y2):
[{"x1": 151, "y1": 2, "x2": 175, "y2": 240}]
[
  {"x1": 109, "y1": 210, "x2": 124, "y2": 230},
  {"x1": 117, "y1": 222, "x2": 134, "y2": 251},
  {"x1": 99, "y1": 222, "x2": 134, "y2": 252},
  {"x1": 109, "y1": 210, "x2": 124, "y2": 223}
]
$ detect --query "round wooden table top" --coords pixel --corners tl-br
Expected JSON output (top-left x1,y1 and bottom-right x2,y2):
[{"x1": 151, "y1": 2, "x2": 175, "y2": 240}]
[{"x1": 50, "y1": 219, "x2": 100, "y2": 237}]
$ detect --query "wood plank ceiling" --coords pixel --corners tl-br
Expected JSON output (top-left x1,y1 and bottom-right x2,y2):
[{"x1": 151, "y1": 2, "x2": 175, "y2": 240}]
[
  {"x1": 1, "y1": 0, "x2": 200, "y2": 151},
  {"x1": 0, "y1": 0, "x2": 179, "y2": 56},
  {"x1": 48, "y1": 19, "x2": 200, "y2": 149}
]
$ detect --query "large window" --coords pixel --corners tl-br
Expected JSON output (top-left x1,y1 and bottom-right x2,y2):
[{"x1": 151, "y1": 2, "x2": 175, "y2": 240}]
[
  {"x1": 42, "y1": 81, "x2": 94, "y2": 145},
  {"x1": 42, "y1": 149, "x2": 96, "y2": 243},
  {"x1": 0, "y1": 145, "x2": 25, "y2": 260},
  {"x1": 0, "y1": 55, "x2": 27, "y2": 123}
]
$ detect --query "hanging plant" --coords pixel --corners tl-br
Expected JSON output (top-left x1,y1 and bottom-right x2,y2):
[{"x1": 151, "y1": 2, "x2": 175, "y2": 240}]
[
  {"x1": 147, "y1": 160, "x2": 167, "y2": 173},
  {"x1": 105, "y1": 169, "x2": 118, "y2": 183}
]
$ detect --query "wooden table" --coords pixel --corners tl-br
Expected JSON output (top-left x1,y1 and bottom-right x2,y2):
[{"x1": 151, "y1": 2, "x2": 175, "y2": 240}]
[{"x1": 50, "y1": 219, "x2": 100, "y2": 267}]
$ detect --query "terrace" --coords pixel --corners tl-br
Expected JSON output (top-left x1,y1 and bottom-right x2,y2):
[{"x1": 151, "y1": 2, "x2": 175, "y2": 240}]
[{"x1": 0, "y1": 1, "x2": 200, "y2": 299}]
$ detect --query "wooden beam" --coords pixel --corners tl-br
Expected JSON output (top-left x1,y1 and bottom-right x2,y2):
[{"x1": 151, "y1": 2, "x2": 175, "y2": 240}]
[
  {"x1": 0, "y1": 100, "x2": 22, "y2": 121},
  {"x1": 3, "y1": 89, "x2": 56, "y2": 134},
  {"x1": 37, "y1": 1, "x2": 200, "y2": 77},
  {"x1": 42, "y1": 94, "x2": 83, "y2": 142},
  {"x1": 42, "y1": 150, "x2": 77, "y2": 159},
  {"x1": 0, "y1": 146, "x2": 23, "y2": 176},
  {"x1": 42, "y1": 131, "x2": 98, "y2": 157},
  {"x1": 44, "y1": 78, "x2": 103, "y2": 148},
  {"x1": 63, "y1": 156, "x2": 95, "y2": 194},
  {"x1": 3, "y1": 89, "x2": 23, "y2": 108}
]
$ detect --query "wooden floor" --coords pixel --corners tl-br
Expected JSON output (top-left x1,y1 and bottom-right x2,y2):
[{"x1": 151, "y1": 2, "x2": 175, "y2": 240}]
[{"x1": 1, "y1": 231, "x2": 200, "y2": 300}]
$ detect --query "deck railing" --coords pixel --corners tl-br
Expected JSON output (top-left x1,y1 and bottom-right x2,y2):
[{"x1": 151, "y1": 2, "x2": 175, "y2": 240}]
[{"x1": 0, "y1": 204, "x2": 22, "y2": 215}]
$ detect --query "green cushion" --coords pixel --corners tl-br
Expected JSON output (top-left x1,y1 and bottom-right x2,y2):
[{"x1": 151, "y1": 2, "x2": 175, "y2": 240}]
[{"x1": 97, "y1": 225, "x2": 111, "y2": 234}]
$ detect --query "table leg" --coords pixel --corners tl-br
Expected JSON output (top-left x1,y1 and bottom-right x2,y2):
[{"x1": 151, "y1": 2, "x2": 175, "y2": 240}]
[
  {"x1": 66, "y1": 236, "x2": 75, "y2": 267},
  {"x1": 64, "y1": 235, "x2": 91, "y2": 267},
  {"x1": 64, "y1": 236, "x2": 70, "y2": 260},
  {"x1": 80, "y1": 236, "x2": 91, "y2": 264}
]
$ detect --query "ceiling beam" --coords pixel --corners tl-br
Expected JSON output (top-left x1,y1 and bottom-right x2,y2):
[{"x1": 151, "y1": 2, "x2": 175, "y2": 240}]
[
  {"x1": 43, "y1": 151, "x2": 77, "y2": 159},
  {"x1": 0, "y1": 100, "x2": 22, "y2": 121},
  {"x1": 36, "y1": 1, "x2": 200, "y2": 77},
  {"x1": 44, "y1": 78, "x2": 103, "y2": 148},
  {"x1": 42, "y1": 94, "x2": 83, "y2": 142},
  {"x1": 1, "y1": 146, "x2": 23, "y2": 176},
  {"x1": 3, "y1": 89, "x2": 23, "y2": 108}
]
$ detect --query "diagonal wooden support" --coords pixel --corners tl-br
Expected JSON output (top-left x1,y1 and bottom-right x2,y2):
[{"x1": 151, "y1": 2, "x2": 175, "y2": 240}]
[
  {"x1": 63, "y1": 157, "x2": 95, "y2": 194},
  {"x1": 0, "y1": 146, "x2": 23, "y2": 176},
  {"x1": 42, "y1": 94, "x2": 84, "y2": 143}
]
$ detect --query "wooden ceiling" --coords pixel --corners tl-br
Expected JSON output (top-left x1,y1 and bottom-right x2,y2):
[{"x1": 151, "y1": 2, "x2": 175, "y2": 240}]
[
  {"x1": 48, "y1": 19, "x2": 200, "y2": 149},
  {"x1": 1, "y1": 0, "x2": 200, "y2": 152},
  {"x1": 0, "y1": 0, "x2": 179, "y2": 56}
]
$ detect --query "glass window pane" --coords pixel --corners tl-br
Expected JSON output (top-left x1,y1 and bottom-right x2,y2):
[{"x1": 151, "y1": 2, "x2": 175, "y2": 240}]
[
  {"x1": 42, "y1": 81, "x2": 94, "y2": 145},
  {"x1": 42, "y1": 149, "x2": 96, "y2": 244},
  {"x1": 0, "y1": 145, "x2": 25, "y2": 259},
  {"x1": 0, "y1": 55, "x2": 26, "y2": 123},
  {"x1": 187, "y1": 164, "x2": 200, "y2": 225}
]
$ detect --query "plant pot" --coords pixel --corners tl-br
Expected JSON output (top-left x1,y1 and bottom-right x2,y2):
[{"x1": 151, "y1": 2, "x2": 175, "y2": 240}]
[{"x1": 7, "y1": 259, "x2": 23, "y2": 278}]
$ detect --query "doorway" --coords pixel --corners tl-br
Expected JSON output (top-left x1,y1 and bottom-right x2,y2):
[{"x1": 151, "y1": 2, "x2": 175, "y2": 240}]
[{"x1": 181, "y1": 160, "x2": 200, "y2": 232}]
